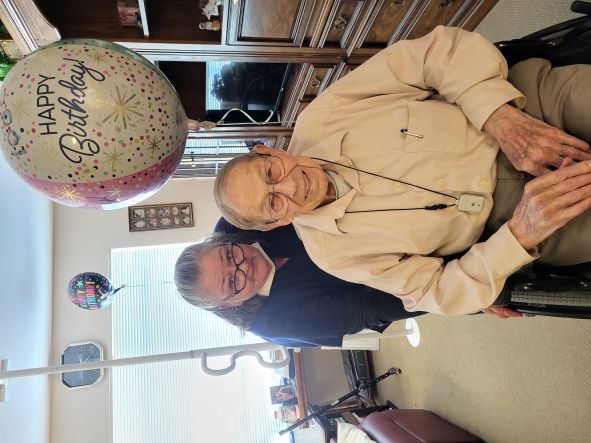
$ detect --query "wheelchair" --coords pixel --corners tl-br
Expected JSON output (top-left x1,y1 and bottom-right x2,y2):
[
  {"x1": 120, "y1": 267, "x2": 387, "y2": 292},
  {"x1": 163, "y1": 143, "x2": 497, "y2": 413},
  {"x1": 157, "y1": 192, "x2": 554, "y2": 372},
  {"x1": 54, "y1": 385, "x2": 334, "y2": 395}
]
[
  {"x1": 496, "y1": 266, "x2": 591, "y2": 319},
  {"x1": 495, "y1": 1, "x2": 591, "y2": 67},
  {"x1": 491, "y1": 1, "x2": 591, "y2": 319}
]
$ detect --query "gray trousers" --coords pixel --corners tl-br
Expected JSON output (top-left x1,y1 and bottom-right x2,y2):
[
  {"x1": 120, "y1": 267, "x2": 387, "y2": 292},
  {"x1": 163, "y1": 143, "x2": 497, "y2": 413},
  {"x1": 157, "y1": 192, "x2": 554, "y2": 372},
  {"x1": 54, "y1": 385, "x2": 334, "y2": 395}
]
[{"x1": 485, "y1": 58, "x2": 591, "y2": 266}]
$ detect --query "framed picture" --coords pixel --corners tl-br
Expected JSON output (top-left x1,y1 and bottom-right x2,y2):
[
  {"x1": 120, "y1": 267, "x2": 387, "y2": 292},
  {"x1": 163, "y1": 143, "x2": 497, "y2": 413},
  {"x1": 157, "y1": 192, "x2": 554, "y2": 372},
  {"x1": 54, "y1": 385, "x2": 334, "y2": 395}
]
[
  {"x1": 269, "y1": 384, "x2": 297, "y2": 405},
  {"x1": 128, "y1": 203, "x2": 194, "y2": 232}
]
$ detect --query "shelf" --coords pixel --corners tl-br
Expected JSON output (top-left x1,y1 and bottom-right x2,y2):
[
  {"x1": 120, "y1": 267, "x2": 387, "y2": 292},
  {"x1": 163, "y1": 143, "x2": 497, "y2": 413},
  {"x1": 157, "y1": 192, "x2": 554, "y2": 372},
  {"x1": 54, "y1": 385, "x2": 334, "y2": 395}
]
[{"x1": 36, "y1": 0, "x2": 221, "y2": 44}]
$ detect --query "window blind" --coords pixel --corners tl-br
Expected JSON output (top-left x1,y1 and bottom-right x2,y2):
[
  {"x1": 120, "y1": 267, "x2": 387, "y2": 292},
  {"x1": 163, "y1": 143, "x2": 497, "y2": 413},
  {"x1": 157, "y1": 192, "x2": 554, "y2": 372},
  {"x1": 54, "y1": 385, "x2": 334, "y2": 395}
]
[
  {"x1": 174, "y1": 139, "x2": 250, "y2": 178},
  {"x1": 110, "y1": 244, "x2": 289, "y2": 443}
]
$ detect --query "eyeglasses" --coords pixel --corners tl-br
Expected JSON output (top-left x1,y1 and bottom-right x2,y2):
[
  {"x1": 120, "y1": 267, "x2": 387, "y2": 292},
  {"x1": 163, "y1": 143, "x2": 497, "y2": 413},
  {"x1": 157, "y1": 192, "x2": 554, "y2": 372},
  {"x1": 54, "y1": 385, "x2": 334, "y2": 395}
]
[
  {"x1": 220, "y1": 243, "x2": 247, "y2": 299},
  {"x1": 262, "y1": 154, "x2": 289, "y2": 222}
]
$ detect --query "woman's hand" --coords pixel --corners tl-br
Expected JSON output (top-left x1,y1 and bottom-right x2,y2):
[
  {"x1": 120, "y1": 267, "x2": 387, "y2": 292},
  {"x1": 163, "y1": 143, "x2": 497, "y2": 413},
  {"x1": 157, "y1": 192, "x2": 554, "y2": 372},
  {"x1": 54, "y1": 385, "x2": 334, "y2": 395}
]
[{"x1": 482, "y1": 306, "x2": 523, "y2": 318}]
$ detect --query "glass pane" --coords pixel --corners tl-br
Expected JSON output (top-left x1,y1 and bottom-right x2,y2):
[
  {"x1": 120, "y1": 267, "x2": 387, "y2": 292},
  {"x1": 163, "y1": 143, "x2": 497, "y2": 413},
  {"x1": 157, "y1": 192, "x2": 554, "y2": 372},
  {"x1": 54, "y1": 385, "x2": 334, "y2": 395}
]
[{"x1": 206, "y1": 62, "x2": 291, "y2": 124}]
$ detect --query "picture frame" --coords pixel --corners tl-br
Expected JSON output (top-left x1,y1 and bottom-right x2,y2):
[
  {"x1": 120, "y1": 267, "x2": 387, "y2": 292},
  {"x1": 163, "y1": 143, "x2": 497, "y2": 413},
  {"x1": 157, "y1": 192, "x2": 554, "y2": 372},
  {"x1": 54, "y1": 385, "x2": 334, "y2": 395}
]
[
  {"x1": 269, "y1": 384, "x2": 297, "y2": 405},
  {"x1": 128, "y1": 203, "x2": 194, "y2": 232}
]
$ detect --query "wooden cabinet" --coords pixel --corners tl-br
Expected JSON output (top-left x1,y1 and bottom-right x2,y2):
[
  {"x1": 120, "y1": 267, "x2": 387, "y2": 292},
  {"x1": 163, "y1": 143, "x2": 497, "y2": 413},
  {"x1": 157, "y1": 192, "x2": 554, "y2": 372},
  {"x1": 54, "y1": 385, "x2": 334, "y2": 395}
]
[
  {"x1": 281, "y1": 62, "x2": 336, "y2": 126},
  {"x1": 405, "y1": 0, "x2": 496, "y2": 40},
  {"x1": 314, "y1": 0, "x2": 373, "y2": 53},
  {"x1": 358, "y1": 0, "x2": 416, "y2": 47},
  {"x1": 225, "y1": 0, "x2": 316, "y2": 46},
  {"x1": 1, "y1": 0, "x2": 498, "y2": 136},
  {"x1": 221, "y1": 0, "x2": 497, "y2": 124},
  {"x1": 352, "y1": 0, "x2": 498, "y2": 55}
]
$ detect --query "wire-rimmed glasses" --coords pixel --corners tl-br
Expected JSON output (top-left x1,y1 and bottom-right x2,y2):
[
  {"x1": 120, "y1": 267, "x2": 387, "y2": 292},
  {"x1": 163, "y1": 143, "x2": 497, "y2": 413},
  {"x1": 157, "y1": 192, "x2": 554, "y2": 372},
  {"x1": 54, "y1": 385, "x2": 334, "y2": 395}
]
[{"x1": 262, "y1": 154, "x2": 289, "y2": 222}]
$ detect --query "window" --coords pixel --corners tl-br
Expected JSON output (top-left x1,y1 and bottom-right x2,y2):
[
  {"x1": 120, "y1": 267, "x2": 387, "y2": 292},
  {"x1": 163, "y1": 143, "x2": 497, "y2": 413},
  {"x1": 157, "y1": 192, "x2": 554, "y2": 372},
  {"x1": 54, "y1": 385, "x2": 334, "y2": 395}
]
[
  {"x1": 174, "y1": 138, "x2": 250, "y2": 178},
  {"x1": 206, "y1": 61, "x2": 291, "y2": 123},
  {"x1": 110, "y1": 244, "x2": 290, "y2": 443},
  {"x1": 171, "y1": 61, "x2": 293, "y2": 179}
]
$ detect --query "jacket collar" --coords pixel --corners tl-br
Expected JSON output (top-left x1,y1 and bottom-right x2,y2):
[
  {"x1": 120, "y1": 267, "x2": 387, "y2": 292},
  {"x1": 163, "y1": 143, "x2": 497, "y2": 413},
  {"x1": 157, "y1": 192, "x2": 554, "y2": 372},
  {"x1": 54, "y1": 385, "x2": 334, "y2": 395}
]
[
  {"x1": 290, "y1": 130, "x2": 361, "y2": 234},
  {"x1": 294, "y1": 188, "x2": 356, "y2": 234},
  {"x1": 293, "y1": 129, "x2": 361, "y2": 190}
]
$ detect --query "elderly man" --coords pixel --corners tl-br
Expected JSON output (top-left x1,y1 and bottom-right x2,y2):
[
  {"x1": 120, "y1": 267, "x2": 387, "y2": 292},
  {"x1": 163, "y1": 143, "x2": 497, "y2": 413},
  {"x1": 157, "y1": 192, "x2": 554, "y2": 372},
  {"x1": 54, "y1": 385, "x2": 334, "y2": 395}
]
[{"x1": 214, "y1": 26, "x2": 591, "y2": 316}]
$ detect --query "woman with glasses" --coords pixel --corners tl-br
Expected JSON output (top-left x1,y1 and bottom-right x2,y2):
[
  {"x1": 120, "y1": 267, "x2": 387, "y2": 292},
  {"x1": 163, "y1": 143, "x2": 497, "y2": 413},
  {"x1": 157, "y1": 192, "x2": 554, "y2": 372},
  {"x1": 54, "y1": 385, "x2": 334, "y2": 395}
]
[{"x1": 174, "y1": 220, "x2": 423, "y2": 347}]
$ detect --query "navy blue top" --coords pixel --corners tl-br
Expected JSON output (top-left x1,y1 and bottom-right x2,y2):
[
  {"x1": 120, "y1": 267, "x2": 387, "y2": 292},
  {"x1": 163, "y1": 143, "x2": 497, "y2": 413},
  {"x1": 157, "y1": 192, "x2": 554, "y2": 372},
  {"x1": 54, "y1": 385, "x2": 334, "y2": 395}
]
[{"x1": 215, "y1": 218, "x2": 424, "y2": 347}]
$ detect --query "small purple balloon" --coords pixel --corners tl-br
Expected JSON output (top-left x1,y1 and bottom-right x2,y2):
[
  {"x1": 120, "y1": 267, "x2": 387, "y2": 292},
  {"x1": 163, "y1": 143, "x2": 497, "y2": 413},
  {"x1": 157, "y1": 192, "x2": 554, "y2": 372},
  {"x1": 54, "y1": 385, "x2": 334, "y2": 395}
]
[{"x1": 67, "y1": 272, "x2": 124, "y2": 310}]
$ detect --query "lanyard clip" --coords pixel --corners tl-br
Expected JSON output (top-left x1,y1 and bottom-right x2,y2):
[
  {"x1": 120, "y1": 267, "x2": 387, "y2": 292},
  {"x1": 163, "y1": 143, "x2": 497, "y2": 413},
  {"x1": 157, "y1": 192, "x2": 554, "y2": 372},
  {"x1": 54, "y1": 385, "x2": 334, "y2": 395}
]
[{"x1": 400, "y1": 129, "x2": 423, "y2": 139}]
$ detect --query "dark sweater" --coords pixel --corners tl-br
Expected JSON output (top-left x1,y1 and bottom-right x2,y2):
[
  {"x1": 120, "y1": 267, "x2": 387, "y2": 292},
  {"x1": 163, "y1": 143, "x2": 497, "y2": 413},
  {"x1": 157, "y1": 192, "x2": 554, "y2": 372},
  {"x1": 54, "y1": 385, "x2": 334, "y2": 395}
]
[{"x1": 215, "y1": 218, "x2": 424, "y2": 347}]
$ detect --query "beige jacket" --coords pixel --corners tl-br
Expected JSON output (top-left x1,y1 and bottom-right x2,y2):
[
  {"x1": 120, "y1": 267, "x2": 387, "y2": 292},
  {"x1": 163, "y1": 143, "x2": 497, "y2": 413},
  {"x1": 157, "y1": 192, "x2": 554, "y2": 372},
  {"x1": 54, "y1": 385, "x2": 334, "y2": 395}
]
[{"x1": 287, "y1": 26, "x2": 538, "y2": 315}]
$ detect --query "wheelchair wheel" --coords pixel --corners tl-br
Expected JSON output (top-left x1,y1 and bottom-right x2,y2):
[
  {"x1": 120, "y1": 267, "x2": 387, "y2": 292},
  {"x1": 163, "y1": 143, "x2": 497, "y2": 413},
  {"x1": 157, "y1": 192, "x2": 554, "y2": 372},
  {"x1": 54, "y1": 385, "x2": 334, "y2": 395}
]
[{"x1": 510, "y1": 289, "x2": 591, "y2": 307}]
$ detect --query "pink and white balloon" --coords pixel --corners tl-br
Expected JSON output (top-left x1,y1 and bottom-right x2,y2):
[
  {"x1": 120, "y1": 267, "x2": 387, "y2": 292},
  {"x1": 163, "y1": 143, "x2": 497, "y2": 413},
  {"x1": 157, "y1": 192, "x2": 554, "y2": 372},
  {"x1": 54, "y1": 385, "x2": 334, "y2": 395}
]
[{"x1": 0, "y1": 39, "x2": 188, "y2": 209}]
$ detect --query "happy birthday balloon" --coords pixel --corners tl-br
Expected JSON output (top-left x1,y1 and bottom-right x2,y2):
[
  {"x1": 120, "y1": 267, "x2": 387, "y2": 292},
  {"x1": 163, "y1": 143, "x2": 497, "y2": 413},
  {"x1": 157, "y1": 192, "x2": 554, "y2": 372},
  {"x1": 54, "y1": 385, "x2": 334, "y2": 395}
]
[
  {"x1": 0, "y1": 39, "x2": 188, "y2": 209},
  {"x1": 67, "y1": 272, "x2": 124, "y2": 310}
]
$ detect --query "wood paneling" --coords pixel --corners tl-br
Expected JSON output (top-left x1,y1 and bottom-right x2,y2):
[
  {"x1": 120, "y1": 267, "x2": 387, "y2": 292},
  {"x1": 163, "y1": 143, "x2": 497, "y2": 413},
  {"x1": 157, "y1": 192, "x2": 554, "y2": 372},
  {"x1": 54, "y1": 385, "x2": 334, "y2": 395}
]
[
  {"x1": 360, "y1": 0, "x2": 415, "y2": 47},
  {"x1": 302, "y1": 64, "x2": 335, "y2": 98},
  {"x1": 404, "y1": 0, "x2": 483, "y2": 40},
  {"x1": 352, "y1": 0, "x2": 498, "y2": 51},
  {"x1": 318, "y1": 0, "x2": 364, "y2": 48},
  {"x1": 225, "y1": 0, "x2": 315, "y2": 46}
]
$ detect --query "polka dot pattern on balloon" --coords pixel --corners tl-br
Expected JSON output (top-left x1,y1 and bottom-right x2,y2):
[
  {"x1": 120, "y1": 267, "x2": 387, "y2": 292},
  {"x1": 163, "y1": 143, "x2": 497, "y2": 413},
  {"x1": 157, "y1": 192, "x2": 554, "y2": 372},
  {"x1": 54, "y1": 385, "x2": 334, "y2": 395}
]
[{"x1": 0, "y1": 39, "x2": 188, "y2": 209}]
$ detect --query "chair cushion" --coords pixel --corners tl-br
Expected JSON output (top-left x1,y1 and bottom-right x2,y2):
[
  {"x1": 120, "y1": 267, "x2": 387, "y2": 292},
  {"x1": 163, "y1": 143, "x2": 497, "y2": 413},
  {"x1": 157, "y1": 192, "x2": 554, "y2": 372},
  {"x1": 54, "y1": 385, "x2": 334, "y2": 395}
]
[{"x1": 360, "y1": 409, "x2": 482, "y2": 443}]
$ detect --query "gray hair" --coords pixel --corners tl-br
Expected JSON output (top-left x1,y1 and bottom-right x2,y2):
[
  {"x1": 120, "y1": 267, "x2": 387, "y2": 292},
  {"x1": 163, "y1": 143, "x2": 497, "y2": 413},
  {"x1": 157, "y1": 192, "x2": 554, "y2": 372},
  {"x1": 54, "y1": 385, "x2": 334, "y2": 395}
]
[
  {"x1": 214, "y1": 152, "x2": 270, "y2": 231},
  {"x1": 174, "y1": 232, "x2": 268, "y2": 330},
  {"x1": 174, "y1": 240, "x2": 220, "y2": 309}
]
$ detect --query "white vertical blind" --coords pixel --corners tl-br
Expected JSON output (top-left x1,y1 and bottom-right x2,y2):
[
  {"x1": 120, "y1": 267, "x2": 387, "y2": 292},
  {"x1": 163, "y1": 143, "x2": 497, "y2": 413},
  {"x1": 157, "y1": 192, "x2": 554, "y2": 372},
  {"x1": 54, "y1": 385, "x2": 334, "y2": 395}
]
[
  {"x1": 110, "y1": 244, "x2": 290, "y2": 443},
  {"x1": 174, "y1": 139, "x2": 250, "y2": 178}
]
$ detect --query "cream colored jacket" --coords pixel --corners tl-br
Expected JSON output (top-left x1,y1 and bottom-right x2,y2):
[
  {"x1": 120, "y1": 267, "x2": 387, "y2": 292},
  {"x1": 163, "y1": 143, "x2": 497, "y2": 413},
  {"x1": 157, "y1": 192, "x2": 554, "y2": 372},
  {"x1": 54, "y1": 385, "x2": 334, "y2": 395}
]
[{"x1": 287, "y1": 26, "x2": 538, "y2": 315}]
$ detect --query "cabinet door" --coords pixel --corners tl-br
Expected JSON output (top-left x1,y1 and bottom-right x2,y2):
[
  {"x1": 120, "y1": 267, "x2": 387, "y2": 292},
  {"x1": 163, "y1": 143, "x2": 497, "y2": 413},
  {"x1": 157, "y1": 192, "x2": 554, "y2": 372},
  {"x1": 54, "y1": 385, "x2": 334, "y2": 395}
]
[
  {"x1": 332, "y1": 61, "x2": 358, "y2": 82},
  {"x1": 301, "y1": 64, "x2": 336, "y2": 99},
  {"x1": 404, "y1": 0, "x2": 498, "y2": 40},
  {"x1": 281, "y1": 63, "x2": 336, "y2": 126},
  {"x1": 357, "y1": 0, "x2": 415, "y2": 48},
  {"x1": 226, "y1": 0, "x2": 315, "y2": 46},
  {"x1": 353, "y1": 0, "x2": 498, "y2": 51},
  {"x1": 315, "y1": 0, "x2": 375, "y2": 53}
]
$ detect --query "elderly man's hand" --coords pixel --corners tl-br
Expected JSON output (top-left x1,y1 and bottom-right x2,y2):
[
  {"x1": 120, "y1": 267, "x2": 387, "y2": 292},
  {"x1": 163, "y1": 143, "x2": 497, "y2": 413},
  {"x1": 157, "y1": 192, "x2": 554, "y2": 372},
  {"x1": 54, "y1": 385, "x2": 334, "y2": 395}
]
[
  {"x1": 483, "y1": 104, "x2": 591, "y2": 176},
  {"x1": 508, "y1": 160, "x2": 591, "y2": 251}
]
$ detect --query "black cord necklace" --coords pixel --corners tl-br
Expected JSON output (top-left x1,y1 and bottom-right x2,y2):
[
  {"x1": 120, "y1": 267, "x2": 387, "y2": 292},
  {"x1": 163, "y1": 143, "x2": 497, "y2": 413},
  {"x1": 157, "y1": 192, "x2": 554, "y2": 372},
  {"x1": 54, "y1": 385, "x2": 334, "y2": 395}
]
[{"x1": 311, "y1": 157, "x2": 484, "y2": 213}]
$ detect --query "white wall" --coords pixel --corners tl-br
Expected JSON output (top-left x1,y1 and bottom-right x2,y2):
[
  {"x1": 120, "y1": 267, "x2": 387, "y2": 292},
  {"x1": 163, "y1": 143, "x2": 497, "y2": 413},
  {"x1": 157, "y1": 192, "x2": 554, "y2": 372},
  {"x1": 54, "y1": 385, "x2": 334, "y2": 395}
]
[
  {"x1": 301, "y1": 349, "x2": 350, "y2": 406},
  {"x1": 50, "y1": 177, "x2": 221, "y2": 443},
  {"x1": 0, "y1": 158, "x2": 53, "y2": 443}
]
